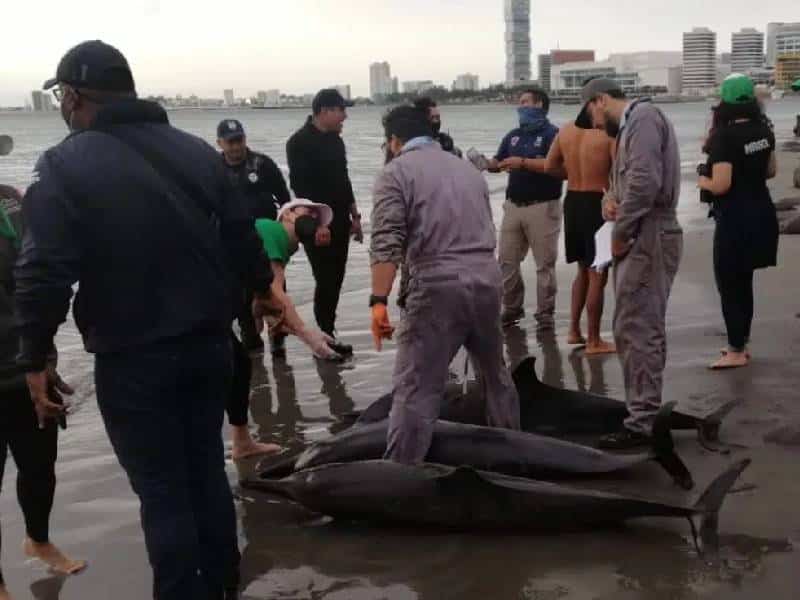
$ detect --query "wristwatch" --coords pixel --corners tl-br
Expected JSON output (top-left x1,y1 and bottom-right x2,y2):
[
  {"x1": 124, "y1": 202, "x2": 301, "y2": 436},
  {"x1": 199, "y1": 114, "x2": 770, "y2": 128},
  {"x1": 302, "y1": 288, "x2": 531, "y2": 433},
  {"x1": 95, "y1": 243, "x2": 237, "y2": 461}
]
[{"x1": 369, "y1": 294, "x2": 388, "y2": 307}]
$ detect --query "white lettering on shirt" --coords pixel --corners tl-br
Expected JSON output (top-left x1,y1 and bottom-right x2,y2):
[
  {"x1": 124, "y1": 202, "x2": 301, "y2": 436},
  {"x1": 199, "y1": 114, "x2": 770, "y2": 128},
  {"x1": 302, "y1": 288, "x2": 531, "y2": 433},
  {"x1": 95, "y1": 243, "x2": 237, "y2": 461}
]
[{"x1": 744, "y1": 138, "x2": 770, "y2": 155}]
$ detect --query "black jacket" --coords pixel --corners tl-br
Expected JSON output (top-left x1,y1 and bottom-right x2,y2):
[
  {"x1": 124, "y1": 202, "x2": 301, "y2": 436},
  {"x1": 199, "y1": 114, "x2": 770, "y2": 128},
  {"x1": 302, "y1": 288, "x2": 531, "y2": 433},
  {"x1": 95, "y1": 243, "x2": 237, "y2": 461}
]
[
  {"x1": 286, "y1": 117, "x2": 355, "y2": 225},
  {"x1": 223, "y1": 149, "x2": 290, "y2": 220},
  {"x1": 14, "y1": 100, "x2": 272, "y2": 370}
]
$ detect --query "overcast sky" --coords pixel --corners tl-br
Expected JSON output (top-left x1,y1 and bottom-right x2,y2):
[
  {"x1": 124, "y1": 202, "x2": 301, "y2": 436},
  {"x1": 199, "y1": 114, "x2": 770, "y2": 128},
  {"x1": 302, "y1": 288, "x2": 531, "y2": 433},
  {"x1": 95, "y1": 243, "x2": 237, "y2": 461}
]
[{"x1": 1, "y1": 0, "x2": 796, "y2": 105}]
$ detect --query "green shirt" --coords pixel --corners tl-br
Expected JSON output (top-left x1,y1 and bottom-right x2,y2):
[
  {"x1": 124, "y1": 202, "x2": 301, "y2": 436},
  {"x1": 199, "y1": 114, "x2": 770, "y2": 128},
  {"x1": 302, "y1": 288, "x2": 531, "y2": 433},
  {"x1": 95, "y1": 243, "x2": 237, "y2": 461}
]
[{"x1": 255, "y1": 218, "x2": 291, "y2": 265}]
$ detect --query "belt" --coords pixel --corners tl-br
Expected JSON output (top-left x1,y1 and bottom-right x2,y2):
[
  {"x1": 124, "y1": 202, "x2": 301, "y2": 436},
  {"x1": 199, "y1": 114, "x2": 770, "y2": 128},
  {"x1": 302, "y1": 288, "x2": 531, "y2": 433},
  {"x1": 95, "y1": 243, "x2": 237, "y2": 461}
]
[{"x1": 509, "y1": 197, "x2": 559, "y2": 207}]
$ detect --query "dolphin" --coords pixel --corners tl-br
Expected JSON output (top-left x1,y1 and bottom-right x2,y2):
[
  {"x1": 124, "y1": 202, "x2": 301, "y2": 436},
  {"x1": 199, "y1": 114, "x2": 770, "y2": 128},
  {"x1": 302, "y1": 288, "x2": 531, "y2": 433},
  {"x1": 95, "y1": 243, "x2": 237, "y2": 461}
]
[
  {"x1": 244, "y1": 459, "x2": 750, "y2": 552},
  {"x1": 351, "y1": 357, "x2": 732, "y2": 442},
  {"x1": 259, "y1": 402, "x2": 694, "y2": 489}
]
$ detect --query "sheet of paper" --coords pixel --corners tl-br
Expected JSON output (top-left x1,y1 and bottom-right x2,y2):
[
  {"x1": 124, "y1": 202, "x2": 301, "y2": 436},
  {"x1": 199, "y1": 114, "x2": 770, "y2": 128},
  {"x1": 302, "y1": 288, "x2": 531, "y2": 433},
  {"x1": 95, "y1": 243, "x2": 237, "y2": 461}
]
[
  {"x1": 466, "y1": 147, "x2": 489, "y2": 171},
  {"x1": 591, "y1": 221, "x2": 614, "y2": 271}
]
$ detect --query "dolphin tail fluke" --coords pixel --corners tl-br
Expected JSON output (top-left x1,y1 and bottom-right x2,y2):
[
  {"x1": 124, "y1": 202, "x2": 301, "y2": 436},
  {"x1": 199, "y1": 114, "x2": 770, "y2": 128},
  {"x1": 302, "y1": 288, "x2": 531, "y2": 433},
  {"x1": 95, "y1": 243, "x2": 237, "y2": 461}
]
[
  {"x1": 652, "y1": 402, "x2": 695, "y2": 490},
  {"x1": 693, "y1": 459, "x2": 751, "y2": 552}
]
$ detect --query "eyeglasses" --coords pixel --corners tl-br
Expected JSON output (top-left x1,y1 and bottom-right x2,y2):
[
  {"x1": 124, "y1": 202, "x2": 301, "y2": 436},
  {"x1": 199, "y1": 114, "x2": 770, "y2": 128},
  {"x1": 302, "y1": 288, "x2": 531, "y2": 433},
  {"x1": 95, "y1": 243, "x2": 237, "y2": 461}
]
[{"x1": 52, "y1": 86, "x2": 66, "y2": 102}]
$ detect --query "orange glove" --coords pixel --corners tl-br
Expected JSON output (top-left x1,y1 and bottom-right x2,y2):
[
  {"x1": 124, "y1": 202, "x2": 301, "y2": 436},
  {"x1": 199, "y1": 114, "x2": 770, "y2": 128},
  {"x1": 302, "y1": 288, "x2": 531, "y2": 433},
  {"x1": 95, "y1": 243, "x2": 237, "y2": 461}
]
[{"x1": 371, "y1": 304, "x2": 394, "y2": 351}]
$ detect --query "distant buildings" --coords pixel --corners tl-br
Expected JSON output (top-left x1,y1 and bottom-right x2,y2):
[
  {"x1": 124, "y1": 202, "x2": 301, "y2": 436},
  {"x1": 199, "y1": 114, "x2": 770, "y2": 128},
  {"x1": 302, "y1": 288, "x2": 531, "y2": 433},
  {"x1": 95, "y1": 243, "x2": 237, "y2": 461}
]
[
  {"x1": 30, "y1": 91, "x2": 55, "y2": 112},
  {"x1": 538, "y1": 50, "x2": 595, "y2": 91},
  {"x1": 731, "y1": 28, "x2": 765, "y2": 73},
  {"x1": 504, "y1": 0, "x2": 531, "y2": 85},
  {"x1": 223, "y1": 89, "x2": 235, "y2": 107},
  {"x1": 682, "y1": 27, "x2": 717, "y2": 95},
  {"x1": 775, "y1": 55, "x2": 800, "y2": 90},
  {"x1": 333, "y1": 84, "x2": 352, "y2": 100},
  {"x1": 370, "y1": 62, "x2": 397, "y2": 100},
  {"x1": 452, "y1": 73, "x2": 480, "y2": 92},
  {"x1": 255, "y1": 89, "x2": 281, "y2": 107},
  {"x1": 550, "y1": 52, "x2": 680, "y2": 98},
  {"x1": 537, "y1": 54, "x2": 552, "y2": 91},
  {"x1": 402, "y1": 80, "x2": 435, "y2": 95},
  {"x1": 767, "y1": 22, "x2": 800, "y2": 67}
]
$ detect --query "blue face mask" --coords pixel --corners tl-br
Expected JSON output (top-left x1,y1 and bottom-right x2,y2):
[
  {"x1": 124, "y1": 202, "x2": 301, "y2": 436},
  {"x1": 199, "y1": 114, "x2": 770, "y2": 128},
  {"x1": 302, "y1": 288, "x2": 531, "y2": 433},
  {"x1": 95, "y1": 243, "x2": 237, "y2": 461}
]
[{"x1": 517, "y1": 106, "x2": 548, "y2": 130}]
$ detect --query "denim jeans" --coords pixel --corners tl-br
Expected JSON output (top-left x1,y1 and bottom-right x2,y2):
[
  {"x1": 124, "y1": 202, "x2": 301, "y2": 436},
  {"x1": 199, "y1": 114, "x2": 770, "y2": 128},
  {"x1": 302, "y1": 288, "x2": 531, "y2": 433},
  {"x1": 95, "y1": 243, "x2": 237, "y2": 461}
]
[{"x1": 95, "y1": 332, "x2": 239, "y2": 600}]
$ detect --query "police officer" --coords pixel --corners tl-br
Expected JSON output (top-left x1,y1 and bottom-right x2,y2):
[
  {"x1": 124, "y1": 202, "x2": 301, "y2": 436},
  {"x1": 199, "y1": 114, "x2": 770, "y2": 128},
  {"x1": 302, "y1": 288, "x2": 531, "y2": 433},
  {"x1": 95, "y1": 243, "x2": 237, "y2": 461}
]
[{"x1": 217, "y1": 119, "x2": 290, "y2": 353}]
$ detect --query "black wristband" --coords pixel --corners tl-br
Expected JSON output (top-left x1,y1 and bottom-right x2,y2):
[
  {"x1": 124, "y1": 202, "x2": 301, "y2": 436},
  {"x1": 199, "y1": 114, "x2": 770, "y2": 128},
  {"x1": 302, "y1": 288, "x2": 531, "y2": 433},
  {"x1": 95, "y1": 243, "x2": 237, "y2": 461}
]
[{"x1": 369, "y1": 294, "x2": 388, "y2": 307}]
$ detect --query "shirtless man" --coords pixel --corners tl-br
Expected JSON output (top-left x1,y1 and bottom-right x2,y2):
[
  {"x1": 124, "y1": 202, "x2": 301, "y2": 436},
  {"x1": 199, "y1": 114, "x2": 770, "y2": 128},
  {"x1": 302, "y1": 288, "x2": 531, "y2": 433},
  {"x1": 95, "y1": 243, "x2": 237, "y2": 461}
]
[{"x1": 542, "y1": 122, "x2": 616, "y2": 354}]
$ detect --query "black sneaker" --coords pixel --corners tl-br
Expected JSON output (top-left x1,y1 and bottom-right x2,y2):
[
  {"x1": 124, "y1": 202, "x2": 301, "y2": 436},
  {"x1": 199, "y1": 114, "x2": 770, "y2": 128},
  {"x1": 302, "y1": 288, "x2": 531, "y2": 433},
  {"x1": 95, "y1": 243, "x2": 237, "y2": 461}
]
[
  {"x1": 327, "y1": 338, "x2": 353, "y2": 356},
  {"x1": 270, "y1": 334, "x2": 287, "y2": 358},
  {"x1": 597, "y1": 428, "x2": 653, "y2": 450}
]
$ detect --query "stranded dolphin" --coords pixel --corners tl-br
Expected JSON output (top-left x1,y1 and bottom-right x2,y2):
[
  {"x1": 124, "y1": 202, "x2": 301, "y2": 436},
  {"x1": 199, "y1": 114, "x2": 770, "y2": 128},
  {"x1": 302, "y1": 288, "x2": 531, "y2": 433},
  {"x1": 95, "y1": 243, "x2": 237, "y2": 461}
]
[
  {"x1": 259, "y1": 402, "x2": 694, "y2": 489},
  {"x1": 244, "y1": 459, "x2": 750, "y2": 552},
  {"x1": 352, "y1": 357, "x2": 732, "y2": 442}
]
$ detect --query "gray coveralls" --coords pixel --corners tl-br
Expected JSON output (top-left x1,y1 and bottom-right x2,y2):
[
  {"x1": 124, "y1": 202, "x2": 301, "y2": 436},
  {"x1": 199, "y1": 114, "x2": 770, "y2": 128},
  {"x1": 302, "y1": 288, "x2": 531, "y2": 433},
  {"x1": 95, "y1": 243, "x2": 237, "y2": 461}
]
[
  {"x1": 371, "y1": 141, "x2": 521, "y2": 464},
  {"x1": 611, "y1": 100, "x2": 683, "y2": 435}
]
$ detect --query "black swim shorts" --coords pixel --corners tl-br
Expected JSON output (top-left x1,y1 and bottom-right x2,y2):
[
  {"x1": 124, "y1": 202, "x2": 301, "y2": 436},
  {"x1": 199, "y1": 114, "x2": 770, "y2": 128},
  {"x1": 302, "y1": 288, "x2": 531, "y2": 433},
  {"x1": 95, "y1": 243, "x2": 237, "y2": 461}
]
[{"x1": 564, "y1": 190, "x2": 605, "y2": 266}]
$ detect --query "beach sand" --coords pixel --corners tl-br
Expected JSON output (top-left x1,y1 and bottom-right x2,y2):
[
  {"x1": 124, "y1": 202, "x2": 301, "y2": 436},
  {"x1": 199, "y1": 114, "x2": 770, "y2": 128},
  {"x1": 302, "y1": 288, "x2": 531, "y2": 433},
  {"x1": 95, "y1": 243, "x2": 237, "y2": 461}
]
[{"x1": 1, "y1": 151, "x2": 799, "y2": 599}]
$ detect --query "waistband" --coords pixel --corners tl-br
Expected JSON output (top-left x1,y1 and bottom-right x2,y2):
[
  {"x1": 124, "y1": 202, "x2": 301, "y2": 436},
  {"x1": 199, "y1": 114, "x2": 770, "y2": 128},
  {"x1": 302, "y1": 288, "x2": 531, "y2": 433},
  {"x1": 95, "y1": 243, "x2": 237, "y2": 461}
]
[
  {"x1": 407, "y1": 252, "x2": 496, "y2": 277},
  {"x1": 508, "y1": 197, "x2": 560, "y2": 207},
  {"x1": 565, "y1": 190, "x2": 604, "y2": 201}
]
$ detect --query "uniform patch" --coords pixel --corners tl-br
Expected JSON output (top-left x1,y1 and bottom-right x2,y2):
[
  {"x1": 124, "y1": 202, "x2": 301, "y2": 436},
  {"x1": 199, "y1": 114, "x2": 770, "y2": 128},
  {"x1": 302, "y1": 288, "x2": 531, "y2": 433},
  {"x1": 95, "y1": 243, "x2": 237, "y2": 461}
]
[
  {"x1": 510, "y1": 136, "x2": 520, "y2": 146},
  {"x1": 248, "y1": 172, "x2": 259, "y2": 183}
]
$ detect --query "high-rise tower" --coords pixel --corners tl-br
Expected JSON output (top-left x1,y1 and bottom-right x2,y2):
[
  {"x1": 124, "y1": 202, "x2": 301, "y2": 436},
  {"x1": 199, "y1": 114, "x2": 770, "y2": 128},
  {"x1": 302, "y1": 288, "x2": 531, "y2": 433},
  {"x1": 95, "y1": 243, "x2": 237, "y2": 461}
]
[{"x1": 505, "y1": 0, "x2": 531, "y2": 85}]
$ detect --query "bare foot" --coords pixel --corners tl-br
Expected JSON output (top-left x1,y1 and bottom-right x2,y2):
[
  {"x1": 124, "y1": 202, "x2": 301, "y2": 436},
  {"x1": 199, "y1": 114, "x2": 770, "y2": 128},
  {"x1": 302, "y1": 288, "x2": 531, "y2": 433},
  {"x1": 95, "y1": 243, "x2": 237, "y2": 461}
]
[
  {"x1": 0, "y1": 583, "x2": 12, "y2": 600},
  {"x1": 720, "y1": 346, "x2": 751, "y2": 359},
  {"x1": 23, "y1": 538, "x2": 87, "y2": 575},
  {"x1": 709, "y1": 352, "x2": 749, "y2": 370},
  {"x1": 567, "y1": 331, "x2": 586, "y2": 345},
  {"x1": 585, "y1": 340, "x2": 617, "y2": 355},
  {"x1": 232, "y1": 441, "x2": 282, "y2": 461}
]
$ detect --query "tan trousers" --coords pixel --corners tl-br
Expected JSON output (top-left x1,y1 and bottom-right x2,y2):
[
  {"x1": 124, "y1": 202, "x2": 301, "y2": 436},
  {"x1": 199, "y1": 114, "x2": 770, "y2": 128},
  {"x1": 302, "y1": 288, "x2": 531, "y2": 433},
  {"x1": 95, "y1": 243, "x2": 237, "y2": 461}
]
[{"x1": 498, "y1": 200, "x2": 562, "y2": 325}]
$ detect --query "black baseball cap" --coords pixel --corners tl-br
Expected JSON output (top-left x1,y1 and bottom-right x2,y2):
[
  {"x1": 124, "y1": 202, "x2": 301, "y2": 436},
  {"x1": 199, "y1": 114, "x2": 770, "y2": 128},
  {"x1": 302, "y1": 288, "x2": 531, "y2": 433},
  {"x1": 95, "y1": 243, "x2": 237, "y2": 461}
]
[
  {"x1": 312, "y1": 88, "x2": 354, "y2": 114},
  {"x1": 575, "y1": 78, "x2": 624, "y2": 129},
  {"x1": 43, "y1": 40, "x2": 135, "y2": 92},
  {"x1": 217, "y1": 119, "x2": 246, "y2": 140}
]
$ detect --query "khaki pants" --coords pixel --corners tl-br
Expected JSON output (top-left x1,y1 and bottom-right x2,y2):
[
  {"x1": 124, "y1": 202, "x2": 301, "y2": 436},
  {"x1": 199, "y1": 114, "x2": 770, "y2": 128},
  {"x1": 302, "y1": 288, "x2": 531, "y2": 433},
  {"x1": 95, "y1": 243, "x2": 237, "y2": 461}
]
[{"x1": 498, "y1": 200, "x2": 562, "y2": 325}]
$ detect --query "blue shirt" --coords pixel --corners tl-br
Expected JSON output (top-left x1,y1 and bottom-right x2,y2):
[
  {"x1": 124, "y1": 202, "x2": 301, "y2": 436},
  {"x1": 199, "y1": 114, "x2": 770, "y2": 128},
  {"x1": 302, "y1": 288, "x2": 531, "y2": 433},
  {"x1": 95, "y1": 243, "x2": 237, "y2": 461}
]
[{"x1": 495, "y1": 122, "x2": 563, "y2": 204}]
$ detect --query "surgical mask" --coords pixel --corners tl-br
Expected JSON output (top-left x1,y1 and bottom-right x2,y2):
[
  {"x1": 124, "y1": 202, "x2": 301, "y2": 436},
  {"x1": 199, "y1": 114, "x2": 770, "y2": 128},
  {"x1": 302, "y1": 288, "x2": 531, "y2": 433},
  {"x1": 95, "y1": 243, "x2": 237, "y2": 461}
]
[
  {"x1": 431, "y1": 120, "x2": 442, "y2": 135},
  {"x1": 517, "y1": 106, "x2": 547, "y2": 129},
  {"x1": 294, "y1": 215, "x2": 320, "y2": 246}
]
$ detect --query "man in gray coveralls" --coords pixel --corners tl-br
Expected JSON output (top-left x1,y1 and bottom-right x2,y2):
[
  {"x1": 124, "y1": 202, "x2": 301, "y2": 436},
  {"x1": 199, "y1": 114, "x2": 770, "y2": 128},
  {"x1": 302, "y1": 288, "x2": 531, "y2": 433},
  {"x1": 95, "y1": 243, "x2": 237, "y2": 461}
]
[
  {"x1": 574, "y1": 78, "x2": 683, "y2": 450},
  {"x1": 369, "y1": 105, "x2": 520, "y2": 464}
]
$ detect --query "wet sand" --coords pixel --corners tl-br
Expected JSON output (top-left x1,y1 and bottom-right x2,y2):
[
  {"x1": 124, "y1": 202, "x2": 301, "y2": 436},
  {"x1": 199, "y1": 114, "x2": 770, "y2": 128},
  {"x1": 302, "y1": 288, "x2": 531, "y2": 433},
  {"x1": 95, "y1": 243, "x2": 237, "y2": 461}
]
[{"x1": 2, "y1": 155, "x2": 800, "y2": 599}]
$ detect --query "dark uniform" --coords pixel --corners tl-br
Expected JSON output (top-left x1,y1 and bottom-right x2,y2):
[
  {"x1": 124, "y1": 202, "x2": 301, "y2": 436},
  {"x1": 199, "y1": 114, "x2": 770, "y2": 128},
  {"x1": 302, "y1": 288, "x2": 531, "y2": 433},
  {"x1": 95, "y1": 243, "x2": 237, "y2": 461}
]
[{"x1": 222, "y1": 148, "x2": 290, "y2": 350}]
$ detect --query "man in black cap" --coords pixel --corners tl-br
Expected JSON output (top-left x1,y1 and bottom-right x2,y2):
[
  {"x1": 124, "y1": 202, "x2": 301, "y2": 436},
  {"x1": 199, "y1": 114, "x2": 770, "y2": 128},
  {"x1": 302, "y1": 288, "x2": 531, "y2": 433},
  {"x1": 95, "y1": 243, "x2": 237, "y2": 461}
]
[
  {"x1": 217, "y1": 118, "x2": 290, "y2": 354},
  {"x1": 16, "y1": 40, "x2": 283, "y2": 599},
  {"x1": 575, "y1": 77, "x2": 683, "y2": 449},
  {"x1": 286, "y1": 89, "x2": 360, "y2": 353}
]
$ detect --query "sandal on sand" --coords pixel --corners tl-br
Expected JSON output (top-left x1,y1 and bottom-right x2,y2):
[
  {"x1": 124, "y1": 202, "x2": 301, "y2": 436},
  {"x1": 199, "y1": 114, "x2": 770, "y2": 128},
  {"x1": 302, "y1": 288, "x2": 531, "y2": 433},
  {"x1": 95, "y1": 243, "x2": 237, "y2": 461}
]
[{"x1": 709, "y1": 353, "x2": 749, "y2": 370}]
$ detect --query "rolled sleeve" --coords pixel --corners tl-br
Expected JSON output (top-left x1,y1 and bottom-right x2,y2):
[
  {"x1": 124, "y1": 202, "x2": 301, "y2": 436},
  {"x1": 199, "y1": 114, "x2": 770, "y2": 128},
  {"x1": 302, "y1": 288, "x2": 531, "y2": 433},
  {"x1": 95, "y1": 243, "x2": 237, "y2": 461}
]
[
  {"x1": 614, "y1": 114, "x2": 663, "y2": 242},
  {"x1": 369, "y1": 167, "x2": 406, "y2": 266},
  {"x1": 14, "y1": 153, "x2": 80, "y2": 371}
]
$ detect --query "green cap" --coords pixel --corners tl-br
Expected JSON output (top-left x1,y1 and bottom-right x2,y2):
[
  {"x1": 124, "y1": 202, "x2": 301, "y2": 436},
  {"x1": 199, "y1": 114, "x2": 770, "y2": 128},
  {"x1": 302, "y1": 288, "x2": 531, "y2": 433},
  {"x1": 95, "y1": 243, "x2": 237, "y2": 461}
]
[{"x1": 720, "y1": 73, "x2": 755, "y2": 104}]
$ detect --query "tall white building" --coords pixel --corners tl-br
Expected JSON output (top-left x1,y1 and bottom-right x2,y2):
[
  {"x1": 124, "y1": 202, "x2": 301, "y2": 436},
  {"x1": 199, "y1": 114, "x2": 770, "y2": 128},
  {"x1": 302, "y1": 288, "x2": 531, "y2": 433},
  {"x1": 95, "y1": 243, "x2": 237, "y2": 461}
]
[
  {"x1": 767, "y1": 22, "x2": 800, "y2": 67},
  {"x1": 402, "y1": 80, "x2": 435, "y2": 94},
  {"x1": 369, "y1": 62, "x2": 394, "y2": 100},
  {"x1": 731, "y1": 28, "x2": 764, "y2": 73},
  {"x1": 31, "y1": 91, "x2": 45, "y2": 112},
  {"x1": 453, "y1": 73, "x2": 480, "y2": 91},
  {"x1": 223, "y1": 89, "x2": 235, "y2": 107},
  {"x1": 333, "y1": 85, "x2": 352, "y2": 100},
  {"x1": 682, "y1": 28, "x2": 717, "y2": 95},
  {"x1": 504, "y1": 0, "x2": 531, "y2": 85}
]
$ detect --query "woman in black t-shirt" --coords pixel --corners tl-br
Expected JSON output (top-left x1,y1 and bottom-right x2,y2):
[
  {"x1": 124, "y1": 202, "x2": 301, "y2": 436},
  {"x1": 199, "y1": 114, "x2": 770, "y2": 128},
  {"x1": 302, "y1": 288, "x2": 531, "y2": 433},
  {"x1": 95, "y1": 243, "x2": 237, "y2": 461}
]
[{"x1": 698, "y1": 75, "x2": 778, "y2": 370}]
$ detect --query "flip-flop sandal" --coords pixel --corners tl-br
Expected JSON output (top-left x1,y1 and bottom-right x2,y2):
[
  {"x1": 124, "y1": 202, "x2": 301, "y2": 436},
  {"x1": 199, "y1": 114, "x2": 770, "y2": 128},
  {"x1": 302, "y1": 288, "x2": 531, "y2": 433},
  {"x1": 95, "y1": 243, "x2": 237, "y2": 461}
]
[{"x1": 720, "y1": 347, "x2": 751, "y2": 358}]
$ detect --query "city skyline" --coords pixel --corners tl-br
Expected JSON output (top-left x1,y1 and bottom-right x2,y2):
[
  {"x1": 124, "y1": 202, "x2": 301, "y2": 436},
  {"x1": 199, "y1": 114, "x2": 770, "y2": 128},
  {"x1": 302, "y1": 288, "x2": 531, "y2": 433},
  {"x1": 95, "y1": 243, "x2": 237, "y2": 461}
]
[{"x1": 2, "y1": 0, "x2": 798, "y2": 105}]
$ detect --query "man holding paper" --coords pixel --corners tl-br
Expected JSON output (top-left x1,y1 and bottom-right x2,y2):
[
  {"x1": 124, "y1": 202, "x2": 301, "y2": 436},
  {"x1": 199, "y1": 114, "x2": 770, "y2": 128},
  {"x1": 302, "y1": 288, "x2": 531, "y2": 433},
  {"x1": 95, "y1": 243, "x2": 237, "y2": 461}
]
[{"x1": 575, "y1": 78, "x2": 683, "y2": 450}]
